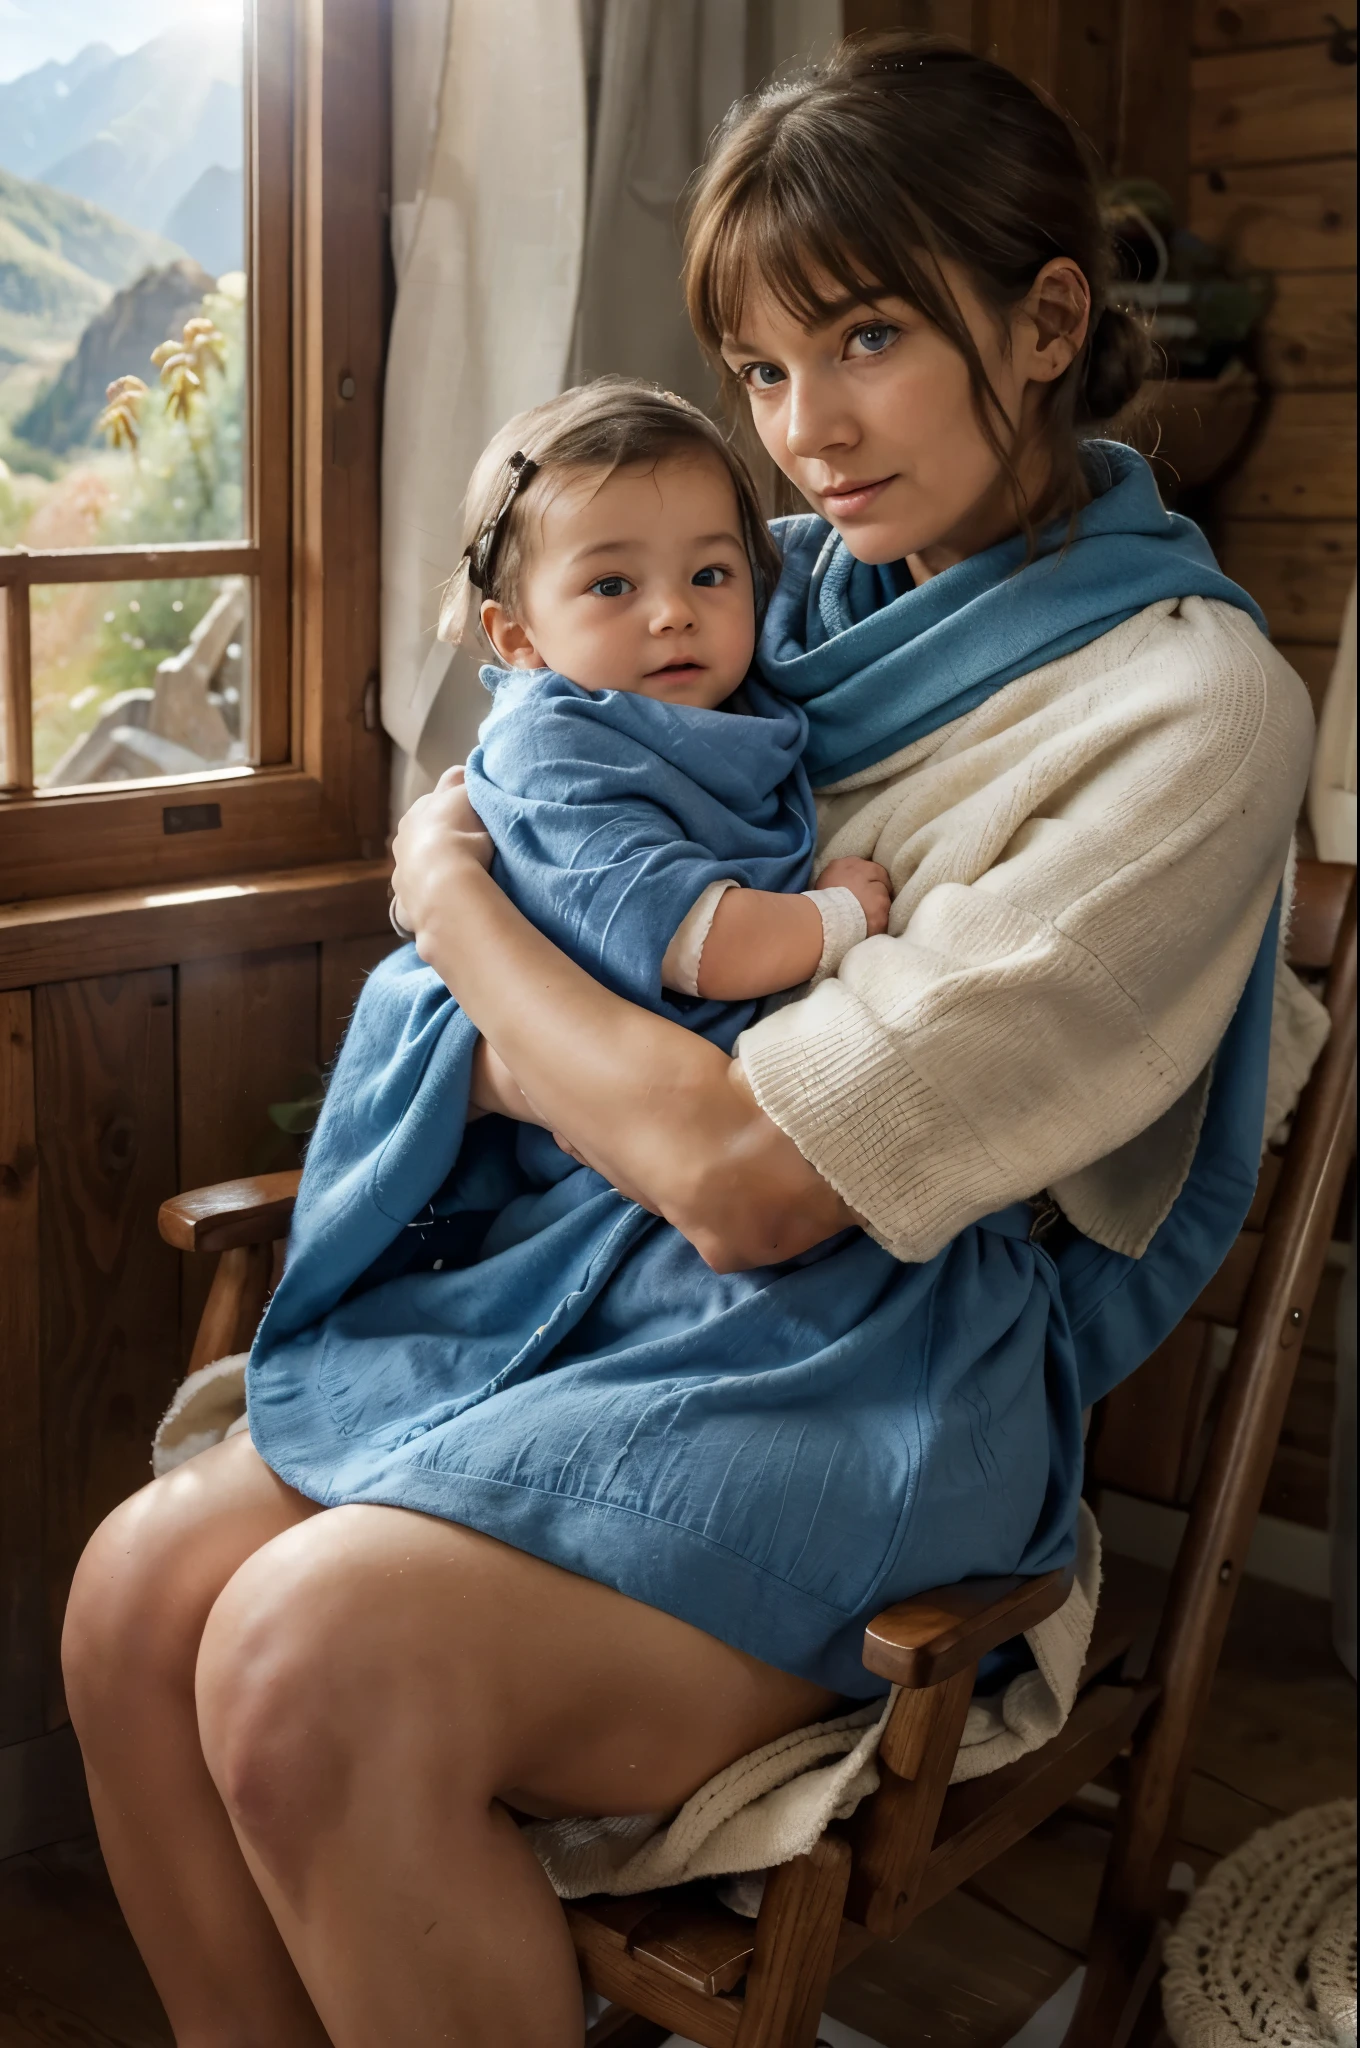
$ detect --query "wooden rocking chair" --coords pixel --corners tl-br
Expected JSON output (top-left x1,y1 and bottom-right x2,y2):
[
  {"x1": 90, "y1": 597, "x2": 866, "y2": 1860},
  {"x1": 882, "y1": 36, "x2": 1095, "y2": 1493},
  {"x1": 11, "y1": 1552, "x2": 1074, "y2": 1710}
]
[{"x1": 158, "y1": 860, "x2": 1357, "y2": 2048}]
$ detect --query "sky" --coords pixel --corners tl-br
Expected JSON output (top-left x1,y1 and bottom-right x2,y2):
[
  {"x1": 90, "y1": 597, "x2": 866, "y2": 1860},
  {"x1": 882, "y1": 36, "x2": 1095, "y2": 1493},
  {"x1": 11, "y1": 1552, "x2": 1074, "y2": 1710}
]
[{"x1": 0, "y1": 0, "x2": 243, "y2": 81}]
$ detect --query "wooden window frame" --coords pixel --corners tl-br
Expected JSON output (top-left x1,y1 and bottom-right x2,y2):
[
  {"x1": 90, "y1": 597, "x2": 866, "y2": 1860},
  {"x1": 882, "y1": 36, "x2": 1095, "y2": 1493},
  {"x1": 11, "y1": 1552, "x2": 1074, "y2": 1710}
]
[{"x1": 0, "y1": 0, "x2": 388, "y2": 906}]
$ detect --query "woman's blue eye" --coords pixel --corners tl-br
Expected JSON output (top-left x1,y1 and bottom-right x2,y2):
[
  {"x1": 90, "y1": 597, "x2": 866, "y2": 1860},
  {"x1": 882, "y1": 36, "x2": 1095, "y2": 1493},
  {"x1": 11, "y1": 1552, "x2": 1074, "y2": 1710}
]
[
  {"x1": 744, "y1": 362, "x2": 784, "y2": 390},
  {"x1": 589, "y1": 575, "x2": 632, "y2": 598},
  {"x1": 853, "y1": 323, "x2": 898, "y2": 355},
  {"x1": 692, "y1": 565, "x2": 728, "y2": 587}
]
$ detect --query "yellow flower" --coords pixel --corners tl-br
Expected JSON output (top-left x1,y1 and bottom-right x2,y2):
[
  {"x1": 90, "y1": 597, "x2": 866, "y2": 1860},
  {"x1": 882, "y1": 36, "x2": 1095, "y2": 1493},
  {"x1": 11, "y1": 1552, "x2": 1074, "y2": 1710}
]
[{"x1": 96, "y1": 375, "x2": 148, "y2": 452}]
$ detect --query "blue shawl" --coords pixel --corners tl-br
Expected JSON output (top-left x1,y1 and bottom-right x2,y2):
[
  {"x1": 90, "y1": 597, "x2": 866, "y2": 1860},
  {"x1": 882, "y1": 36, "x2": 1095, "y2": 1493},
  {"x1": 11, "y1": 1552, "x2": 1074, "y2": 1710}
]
[{"x1": 763, "y1": 438, "x2": 1266, "y2": 783}]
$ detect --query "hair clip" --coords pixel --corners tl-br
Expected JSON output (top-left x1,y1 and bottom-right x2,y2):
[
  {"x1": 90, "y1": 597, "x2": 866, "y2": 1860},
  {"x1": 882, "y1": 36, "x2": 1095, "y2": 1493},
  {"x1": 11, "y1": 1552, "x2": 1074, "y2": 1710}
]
[{"x1": 464, "y1": 450, "x2": 540, "y2": 592}]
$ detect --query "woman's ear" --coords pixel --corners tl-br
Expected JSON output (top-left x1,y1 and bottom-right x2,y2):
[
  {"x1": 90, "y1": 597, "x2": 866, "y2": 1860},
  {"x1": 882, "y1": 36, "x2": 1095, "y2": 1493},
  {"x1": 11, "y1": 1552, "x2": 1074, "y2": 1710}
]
[
  {"x1": 1019, "y1": 258, "x2": 1091, "y2": 384},
  {"x1": 480, "y1": 600, "x2": 545, "y2": 669}
]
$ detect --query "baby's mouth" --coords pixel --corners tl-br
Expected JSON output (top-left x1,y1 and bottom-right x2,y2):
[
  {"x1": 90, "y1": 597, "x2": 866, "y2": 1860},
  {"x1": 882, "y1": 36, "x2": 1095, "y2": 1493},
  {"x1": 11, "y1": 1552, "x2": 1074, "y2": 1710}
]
[{"x1": 648, "y1": 659, "x2": 705, "y2": 678}]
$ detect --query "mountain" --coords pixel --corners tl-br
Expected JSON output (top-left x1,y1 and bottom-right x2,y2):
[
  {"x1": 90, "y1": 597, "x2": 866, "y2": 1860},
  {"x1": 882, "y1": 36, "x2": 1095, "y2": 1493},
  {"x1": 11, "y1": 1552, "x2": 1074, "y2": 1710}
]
[
  {"x1": 16, "y1": 256, "x2": 215, "y2": 452},
  {"x1": 0, "y1": 26, "x2": 243, "y2": 243},
  {"x1": 163, "y1": 165, "x2": 244, "y2": 279},
  {"x1": 0, "y1": 45, "x2": 119, "y2": 177},
  {"x1": 0, "y1": 167, "x2": 183, "y2": 366},
  {"x1": 0, "y1": 167, "x2": 180, "y2": 294}
]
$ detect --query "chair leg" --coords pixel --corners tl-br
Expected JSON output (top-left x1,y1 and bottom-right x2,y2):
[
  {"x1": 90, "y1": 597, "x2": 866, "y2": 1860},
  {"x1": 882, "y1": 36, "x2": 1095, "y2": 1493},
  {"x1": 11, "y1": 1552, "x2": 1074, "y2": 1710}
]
[
  {"x1": 1067, "y1": 942, "x2": 1359, "y2": 2043},
  {"x1": 733, "y1": 1833, "x2": 851, "y2": 2048},
  {"x1": 584, "y1": 2009, "x2": 671, "y2": 2048},
  {"x1": 1063, "y1": 1867, "x2": 1168, "y2": 2048},
  {"x1": 1123, "y1": 1932, "x2": 1173, "y2": 2048},
  {"x1": 1059, "y1": 1505, "x2": 1214, "y2": 2048}
]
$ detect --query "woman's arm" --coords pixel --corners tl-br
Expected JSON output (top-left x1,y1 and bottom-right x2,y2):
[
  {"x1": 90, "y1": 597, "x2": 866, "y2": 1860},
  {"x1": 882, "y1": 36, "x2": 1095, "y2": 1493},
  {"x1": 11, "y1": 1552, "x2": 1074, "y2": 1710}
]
[{"x1": 393, "y1": 775, "x2": 856, "y2": 1271}]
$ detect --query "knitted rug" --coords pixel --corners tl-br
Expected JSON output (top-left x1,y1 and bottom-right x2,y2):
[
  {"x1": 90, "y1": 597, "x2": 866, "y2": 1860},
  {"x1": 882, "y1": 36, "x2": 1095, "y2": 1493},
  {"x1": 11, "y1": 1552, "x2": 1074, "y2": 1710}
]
[{"x1": 1163, "y1": 1799, "x2": 1357, "y2": 2048}]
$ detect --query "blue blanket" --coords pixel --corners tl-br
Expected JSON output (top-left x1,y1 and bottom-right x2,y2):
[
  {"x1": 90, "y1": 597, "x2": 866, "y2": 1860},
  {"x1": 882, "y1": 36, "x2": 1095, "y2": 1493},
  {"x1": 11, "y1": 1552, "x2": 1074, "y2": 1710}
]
[{"x1": 249, "y1": 443, "x2": 1278, "y2": 1696}]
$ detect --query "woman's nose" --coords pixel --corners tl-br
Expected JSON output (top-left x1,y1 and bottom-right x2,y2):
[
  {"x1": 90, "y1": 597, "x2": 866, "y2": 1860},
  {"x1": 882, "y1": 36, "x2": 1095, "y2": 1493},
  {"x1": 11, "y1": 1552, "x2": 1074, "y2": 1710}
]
[{"x1": 783, "y1": 374, "x2": 855, "y2": 463}]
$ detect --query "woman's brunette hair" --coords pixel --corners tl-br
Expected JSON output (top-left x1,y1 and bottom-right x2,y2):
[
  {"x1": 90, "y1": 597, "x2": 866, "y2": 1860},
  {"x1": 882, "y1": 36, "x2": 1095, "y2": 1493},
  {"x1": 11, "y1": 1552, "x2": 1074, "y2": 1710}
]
[
  {"x1": 439, "y1": 375, "x2": 782, "y2": 648},
  {"x1": 683, "y1": 34, "x2": 1151, "y2": 535}
]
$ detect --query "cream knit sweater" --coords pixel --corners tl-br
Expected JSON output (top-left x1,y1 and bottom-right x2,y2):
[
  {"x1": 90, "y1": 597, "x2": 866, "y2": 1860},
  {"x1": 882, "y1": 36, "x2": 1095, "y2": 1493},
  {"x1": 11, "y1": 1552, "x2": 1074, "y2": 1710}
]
[{"x1": 735, "y1": 597, "x2": 1315, "y2": 1263}]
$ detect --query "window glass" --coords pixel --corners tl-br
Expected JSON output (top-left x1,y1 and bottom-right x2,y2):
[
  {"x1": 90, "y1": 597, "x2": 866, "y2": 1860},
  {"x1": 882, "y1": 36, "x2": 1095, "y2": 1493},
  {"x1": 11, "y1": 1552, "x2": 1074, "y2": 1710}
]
[
  {"x1": 0, "y1": 7, "x2": 248, "y2": 547},
  {"x1": 33, "y1": 575, "x2": 252, "y2": 788}
]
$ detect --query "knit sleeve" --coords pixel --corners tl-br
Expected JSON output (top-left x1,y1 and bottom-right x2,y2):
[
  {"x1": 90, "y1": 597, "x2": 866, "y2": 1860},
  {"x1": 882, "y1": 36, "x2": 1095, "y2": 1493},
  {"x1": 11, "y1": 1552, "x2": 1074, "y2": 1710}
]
[{"x1": 735, "y1": 603, "x2": 1315, "y2": 1264}]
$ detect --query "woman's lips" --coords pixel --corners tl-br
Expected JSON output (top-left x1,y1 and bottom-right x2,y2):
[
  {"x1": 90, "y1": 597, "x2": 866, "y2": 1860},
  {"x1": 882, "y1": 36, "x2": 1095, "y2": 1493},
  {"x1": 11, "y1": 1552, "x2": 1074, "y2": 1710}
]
[{"x1": 819, "y1": 475, "x2": 894, "y2": 518}]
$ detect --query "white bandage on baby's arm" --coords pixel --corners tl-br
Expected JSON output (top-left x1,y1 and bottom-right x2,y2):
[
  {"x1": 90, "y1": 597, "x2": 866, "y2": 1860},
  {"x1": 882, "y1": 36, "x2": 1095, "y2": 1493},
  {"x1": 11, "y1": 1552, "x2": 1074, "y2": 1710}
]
[
  {"x1": 661, "y1": 879, "x2": 740, "y2": 995},
  {"x1": 803, "y1": 886, "x2": 868, "y2": 986},
  {"x1": 661, "y1": 879, "x2": 868, "y2": 998}
]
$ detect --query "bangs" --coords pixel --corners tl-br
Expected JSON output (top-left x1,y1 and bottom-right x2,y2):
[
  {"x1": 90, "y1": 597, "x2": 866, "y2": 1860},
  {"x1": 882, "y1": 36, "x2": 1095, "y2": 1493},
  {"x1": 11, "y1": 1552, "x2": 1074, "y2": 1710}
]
[{"x1": 686, "y1": 106, "x2": 954, "y2": 361}]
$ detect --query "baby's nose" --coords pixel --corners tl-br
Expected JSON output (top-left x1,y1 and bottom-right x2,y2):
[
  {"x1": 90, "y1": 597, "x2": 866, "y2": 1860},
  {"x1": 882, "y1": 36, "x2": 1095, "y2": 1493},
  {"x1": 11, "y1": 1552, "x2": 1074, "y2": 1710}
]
[{"x1": 650, "y1": 589, "x2": 698, "y2": 630}]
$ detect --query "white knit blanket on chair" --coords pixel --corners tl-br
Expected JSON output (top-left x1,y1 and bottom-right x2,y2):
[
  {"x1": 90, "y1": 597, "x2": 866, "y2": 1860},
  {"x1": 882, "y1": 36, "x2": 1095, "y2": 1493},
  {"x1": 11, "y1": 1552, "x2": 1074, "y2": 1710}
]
[
  {"x1": 525, "y1": 1502, "x2": 1101, "y2": 1903},
  {"x1": 153, "y1": 1368, "x2": 1101, "y2": 1901}
]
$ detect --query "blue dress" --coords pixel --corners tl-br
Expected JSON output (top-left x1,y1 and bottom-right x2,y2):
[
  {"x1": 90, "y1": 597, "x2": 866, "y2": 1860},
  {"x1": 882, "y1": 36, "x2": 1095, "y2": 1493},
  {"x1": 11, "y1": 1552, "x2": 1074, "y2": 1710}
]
[{"x1": 248, "y1": 447, "x2": 1278, "y2": 1698}]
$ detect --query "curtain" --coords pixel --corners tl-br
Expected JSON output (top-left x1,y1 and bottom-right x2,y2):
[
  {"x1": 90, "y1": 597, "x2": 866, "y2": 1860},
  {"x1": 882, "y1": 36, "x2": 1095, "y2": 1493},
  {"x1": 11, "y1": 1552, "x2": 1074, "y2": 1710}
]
[
  {"x1": 570, "y1": 1, "x2": 748, "y2": 409},
  {"x1": 381, "y1": 0, "x2": 839, "y2": 806},
  {"x1": 380, "y1": 0, "x2": 588, "y2": 795}
]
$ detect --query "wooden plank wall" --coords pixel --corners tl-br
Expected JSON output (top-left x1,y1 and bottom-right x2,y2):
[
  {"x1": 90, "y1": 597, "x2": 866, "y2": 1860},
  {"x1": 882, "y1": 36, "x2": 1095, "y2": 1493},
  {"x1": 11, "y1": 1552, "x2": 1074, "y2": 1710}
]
[
  {"x1": 1190, "y1": 0, "x2": 1357, "y2": 706},
  {"x1": 34, "y1": 973, "x2": 181, "y2": 1724},
  {"x1": 0, "y1": 929, "x2": 395, "y2": 1751},
  {"x1": 0, "y1": 992, "x2": 42, "y2": 1749},
  {"x1": 842, "y1": 1, "x2": 1195, "y2": 208},
  {"x1": 1190, "y1": 1, "x2": 1356, "y2": 1530}
]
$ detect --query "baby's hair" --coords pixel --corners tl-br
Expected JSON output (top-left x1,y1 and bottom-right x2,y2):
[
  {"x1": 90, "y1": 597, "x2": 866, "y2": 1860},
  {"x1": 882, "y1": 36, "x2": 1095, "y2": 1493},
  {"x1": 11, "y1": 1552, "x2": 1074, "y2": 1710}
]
[{"x1": 438, "y1": 376, "x2": 783, "y2": 649}]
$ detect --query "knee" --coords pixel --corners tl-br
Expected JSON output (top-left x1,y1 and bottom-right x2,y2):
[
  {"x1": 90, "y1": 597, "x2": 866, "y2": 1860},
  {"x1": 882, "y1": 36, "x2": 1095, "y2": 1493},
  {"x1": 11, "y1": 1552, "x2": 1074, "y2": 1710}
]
[
  {"x1": 62, "y1": 1478, "x2": 206, "y2": 1733},
  {"x1": 195, "y1": 1541, "x2": 378, "y2": 1880},
  {"x1": 195, "y1": 1520, "x2": 504, "y2": 1880}
]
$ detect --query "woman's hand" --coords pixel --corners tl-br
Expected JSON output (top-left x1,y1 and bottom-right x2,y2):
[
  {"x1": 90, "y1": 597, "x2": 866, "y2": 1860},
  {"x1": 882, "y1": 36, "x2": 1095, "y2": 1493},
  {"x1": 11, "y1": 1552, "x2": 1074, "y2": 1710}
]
[
  {"x1": 816, "y1": 855, "x2": 893, "y2": 936},
  {"x1": 391, "y1": 766, "x2": 495, "y2": 940},
  {"x1": 471, "y1": 1042, "x2": 661, "y2": 1214}
]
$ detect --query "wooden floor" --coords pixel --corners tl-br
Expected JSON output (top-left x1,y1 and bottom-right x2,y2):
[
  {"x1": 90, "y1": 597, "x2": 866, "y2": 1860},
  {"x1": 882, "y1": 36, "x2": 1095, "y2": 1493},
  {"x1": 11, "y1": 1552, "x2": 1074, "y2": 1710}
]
[{"x1": 0, "y1": 1572, "x2": 1353, "y2": 2048}]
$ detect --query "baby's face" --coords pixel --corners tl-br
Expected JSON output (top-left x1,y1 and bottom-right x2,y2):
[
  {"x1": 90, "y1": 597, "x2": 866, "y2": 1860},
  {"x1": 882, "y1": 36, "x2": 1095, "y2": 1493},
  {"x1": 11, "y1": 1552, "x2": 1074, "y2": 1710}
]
[{"x1": 482, "y1": 452, "x2": 757, "y2": 709}]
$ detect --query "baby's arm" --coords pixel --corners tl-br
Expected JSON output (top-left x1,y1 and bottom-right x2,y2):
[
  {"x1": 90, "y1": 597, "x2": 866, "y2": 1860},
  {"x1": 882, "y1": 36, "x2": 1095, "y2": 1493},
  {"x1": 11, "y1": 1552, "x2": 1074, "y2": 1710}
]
[{"x1": 677, "y1": 857, "x2": 891, "y2": 1001}]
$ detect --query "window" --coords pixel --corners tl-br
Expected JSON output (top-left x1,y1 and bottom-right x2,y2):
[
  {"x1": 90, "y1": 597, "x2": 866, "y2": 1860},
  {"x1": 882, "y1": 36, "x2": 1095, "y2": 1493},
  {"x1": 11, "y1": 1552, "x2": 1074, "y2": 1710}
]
[{"x1": 0, "y1": 0, "x2": 388, "y2": 904}]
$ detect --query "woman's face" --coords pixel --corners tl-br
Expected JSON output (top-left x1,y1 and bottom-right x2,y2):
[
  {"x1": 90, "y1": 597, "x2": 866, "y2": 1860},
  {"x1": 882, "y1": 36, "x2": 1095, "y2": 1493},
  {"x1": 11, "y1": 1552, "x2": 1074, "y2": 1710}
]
[{"x1": 721, "y1": 257, "x2": 1088, "y2": 578}]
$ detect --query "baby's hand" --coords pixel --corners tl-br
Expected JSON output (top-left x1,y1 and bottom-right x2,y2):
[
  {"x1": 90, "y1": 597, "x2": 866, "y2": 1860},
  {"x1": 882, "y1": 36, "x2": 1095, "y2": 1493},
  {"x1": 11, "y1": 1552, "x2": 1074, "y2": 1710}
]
[{"x1": 816, "y1": 856, "x2": 892, "y2": 937}]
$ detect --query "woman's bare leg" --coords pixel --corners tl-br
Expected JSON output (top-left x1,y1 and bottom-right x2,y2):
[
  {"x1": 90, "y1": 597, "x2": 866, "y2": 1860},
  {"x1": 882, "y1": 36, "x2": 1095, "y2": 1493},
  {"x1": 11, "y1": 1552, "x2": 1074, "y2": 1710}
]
[
  {"x1": 62, "y1": 1434, "x2": 332, "y2": 2047},
  {"x1": 196, "y1": 1506, "x2": 837, "y2": 2048}
]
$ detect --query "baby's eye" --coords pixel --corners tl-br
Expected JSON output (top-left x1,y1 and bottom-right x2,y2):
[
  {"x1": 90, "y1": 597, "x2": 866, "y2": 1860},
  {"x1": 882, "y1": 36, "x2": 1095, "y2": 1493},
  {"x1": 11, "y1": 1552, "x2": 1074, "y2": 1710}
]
[
  {"x1": 588, "y1": 575, "x2": 634, "y2": 599},
  {"x1": 848, "y1": 322, "x2": 900, "y2": 358},
  {"x1": 691, "y1": 565, "x2": 729, "y2": 587},
  {"x1": 738, "y1": 361, "x2": 785, "y2": 391}
]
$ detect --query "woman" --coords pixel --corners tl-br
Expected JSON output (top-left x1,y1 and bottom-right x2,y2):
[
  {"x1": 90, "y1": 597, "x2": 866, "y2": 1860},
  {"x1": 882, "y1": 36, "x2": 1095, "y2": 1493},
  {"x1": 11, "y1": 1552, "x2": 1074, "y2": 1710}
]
[{"x1": 62, "y1": 39, "x2": 1311, "y2": 2048}]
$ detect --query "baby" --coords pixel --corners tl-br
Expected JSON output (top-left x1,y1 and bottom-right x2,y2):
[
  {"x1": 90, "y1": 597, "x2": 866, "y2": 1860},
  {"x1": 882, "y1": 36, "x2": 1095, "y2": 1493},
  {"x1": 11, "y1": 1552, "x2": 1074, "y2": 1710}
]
[
  {"x1": 436, "y1": 376, "x2": 890, "y2": 1062},
  {"x1": 250, "y1": 385, "x2": 895, "y2": 1521}
]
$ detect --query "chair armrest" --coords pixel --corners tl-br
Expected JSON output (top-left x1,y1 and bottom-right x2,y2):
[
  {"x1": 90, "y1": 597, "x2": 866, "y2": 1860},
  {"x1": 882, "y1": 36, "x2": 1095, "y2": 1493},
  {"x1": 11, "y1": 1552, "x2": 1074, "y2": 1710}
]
[
  {"x1": 159, "y1": 1170, "x2": 302, "y2": 1253},
  {"x1": 863, "y1": 1566, "x2": 1075, "y2": 1689}
]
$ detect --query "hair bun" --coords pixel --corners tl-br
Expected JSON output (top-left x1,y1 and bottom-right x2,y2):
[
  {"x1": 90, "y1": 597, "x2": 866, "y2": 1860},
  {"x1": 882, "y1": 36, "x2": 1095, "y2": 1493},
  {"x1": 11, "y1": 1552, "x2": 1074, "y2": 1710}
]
[{"x1": 1080, "y1": 304, "x2": 1151, "y2": 423}]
